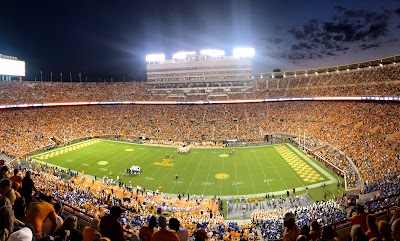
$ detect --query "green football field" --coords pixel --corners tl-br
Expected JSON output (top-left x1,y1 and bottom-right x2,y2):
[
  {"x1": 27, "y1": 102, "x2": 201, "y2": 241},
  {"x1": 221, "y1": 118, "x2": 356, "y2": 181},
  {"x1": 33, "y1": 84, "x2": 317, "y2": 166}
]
[{"x1": 30, "y1": 139, "x2": 337, "y2": 197}]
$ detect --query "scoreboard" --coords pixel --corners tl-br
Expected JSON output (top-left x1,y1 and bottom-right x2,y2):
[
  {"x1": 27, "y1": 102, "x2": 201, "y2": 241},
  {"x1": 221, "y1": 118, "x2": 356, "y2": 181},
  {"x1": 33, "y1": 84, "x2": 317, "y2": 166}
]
[{"x1": 0, "y1": 56, "x2": 25, "y2": 76}]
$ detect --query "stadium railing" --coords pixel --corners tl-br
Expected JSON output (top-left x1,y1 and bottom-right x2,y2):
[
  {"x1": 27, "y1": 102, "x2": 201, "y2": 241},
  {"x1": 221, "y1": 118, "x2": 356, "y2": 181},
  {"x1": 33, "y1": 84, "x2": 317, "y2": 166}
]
[{"x1": 60, "y1": 202, "x2": 136, "y2": 240}]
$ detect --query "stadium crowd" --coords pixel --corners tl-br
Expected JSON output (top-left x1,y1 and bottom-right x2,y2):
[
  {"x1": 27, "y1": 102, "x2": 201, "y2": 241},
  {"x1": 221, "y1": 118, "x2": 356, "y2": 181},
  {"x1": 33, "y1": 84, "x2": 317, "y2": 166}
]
[
  {"x1": 0, "y1": 64, "x2": 399, "y2": 104},
  {"x1": 1, "y1": 162, "x2": 399, "y2": 241},
  {"x1": 0, "y1": 63, "x2": 399, "y2": 240},
  {"x1": 1, "y1": 101, "x2": 398, "y2": 189}
]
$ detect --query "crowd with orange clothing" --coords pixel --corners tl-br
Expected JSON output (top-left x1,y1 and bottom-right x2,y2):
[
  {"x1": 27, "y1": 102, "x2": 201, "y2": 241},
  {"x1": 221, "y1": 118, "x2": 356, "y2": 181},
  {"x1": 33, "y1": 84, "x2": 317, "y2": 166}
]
[
  {"x1": 1, "y1": 101, "x2": 398, "y2": 191},
  {"x1": 0, "y1": 63, "x2": 399, "y2": 240},
  {"x1": 0, "y1": 156, "x2": 399, "y2": 241},
  {"x1": 0, "y1": 63, "x2": 399, "y2": 104}
]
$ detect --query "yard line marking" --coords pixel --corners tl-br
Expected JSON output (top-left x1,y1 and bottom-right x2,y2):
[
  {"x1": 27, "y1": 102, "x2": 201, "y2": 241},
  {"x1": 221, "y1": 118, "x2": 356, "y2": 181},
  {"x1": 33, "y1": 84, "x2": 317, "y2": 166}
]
[
  {"x1": 233, "y1": 152, "x2": 239, "y2": 195},
  {"x1": 170, "y1": 151, "x2": 199, "y2": 193},
  {"x1": 242, "y1": 150, "x2": 257, "y2": 194},
  {"x1": 263, "y1": 146, "x2": 289, "y2": 190},
  {"x1": 252, "y1": 149, "x2": 272, "y2": 192},
  {"x1": 156, "y1": 160, "x2": 180, "y2": 190},
  {"x1": 219, "y1": 157, "x2": 223, "y2": 196},
  {"x1": 202, "y1": 152, "x2": 215, "y2": 195},
  {"x1": 186, "y1": 161, "x2": 203, "y2": 194}
]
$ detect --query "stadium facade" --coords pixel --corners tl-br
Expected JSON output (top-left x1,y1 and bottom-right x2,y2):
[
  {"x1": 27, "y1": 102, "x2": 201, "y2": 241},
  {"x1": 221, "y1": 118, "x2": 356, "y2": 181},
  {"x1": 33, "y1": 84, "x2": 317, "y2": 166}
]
[{"x1": 146, "y1": 50, "x2": 254, "y2": 99}]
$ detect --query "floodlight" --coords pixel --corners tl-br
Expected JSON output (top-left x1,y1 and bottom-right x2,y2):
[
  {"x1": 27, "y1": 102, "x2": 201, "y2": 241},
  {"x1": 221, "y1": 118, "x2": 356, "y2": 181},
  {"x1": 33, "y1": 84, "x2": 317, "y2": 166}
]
[
  {"x1": 200, "y1": 49, "x2": 225, "y2": 57},
  {"x1": 145, "y1": 54, "x2": 165, "y2": 62},
  {"x1": 172, "y1": 51, "x2": 196, "y2": 59},
  {"x1": 233, "y1": 47, "x2": 255, "y2": 57}
]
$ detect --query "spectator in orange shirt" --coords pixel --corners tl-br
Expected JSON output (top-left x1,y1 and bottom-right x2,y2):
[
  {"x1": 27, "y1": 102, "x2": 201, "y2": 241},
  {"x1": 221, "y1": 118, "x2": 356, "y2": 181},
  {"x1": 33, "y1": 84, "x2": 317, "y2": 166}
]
[
  {"x1": 348, "y1": 205, "x2": 368, "y2": 232},
  {"x1": 10, "y1": 168, "x2": 22, "y2": 191},
  {"x1": 42, "y1": 202, "x2": 64, "y2": 235},
  {"x1": 283, "y1": 212, "x2": 301, "y2": 241},
  {"x1": 82, "y1": 218, "x2": 101, "y2": 241},
  {"x1": 23, "y1": 193, "x2": 57, "y2": 236},
  {"x1": 151, "y1": 216, "x2": 179, "y2": 241},
  {"x1": 139, "y1": 215, "x2": 157, "y2": 241},
  {"x1": 378, "y1": 221, "x2": 394, "y2": 241}
]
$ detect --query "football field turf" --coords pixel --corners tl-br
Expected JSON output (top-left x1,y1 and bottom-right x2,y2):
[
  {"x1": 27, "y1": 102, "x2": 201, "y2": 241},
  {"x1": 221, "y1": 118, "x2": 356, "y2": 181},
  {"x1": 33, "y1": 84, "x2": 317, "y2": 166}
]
[{"x1": 30, "y1": 139, "x2": 337, "y2": 197}]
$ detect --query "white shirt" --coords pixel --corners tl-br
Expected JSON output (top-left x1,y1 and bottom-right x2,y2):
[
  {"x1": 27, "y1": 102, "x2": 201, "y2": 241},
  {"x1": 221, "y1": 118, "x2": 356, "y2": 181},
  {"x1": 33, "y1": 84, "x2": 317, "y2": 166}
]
[
  {"x1": 42, "y1": 214, "x2": 63, "y2": 235},
  {"x1": 177, "y1": 228, "x2": 189, "y2": 241}
]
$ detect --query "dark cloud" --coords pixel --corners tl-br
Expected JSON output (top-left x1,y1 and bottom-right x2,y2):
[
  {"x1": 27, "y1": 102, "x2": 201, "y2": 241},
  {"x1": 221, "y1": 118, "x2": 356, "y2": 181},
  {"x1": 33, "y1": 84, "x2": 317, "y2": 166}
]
[
  {"x1": 273, "y1": 6, "x2": 392, "y2": 61},
  {"x1": 323, "y1": 23, "x2": 357, "y2": 41},
  {"x1": 291, "y1": 42, "x2": 312, "y2": 51},
  {"x1": 323, "y1": 7, "x2": 390, "y2": 42},
  {"x1": 288, "y1": 19, "x2": 320, "y2": 40},
  {"x1": 359, "y1": 43, "x2": 381, "y2": 50},
  {"x1": 395, "y1": 8, "x2": 400, "y2": 15},
  {"x1": 286, "y1": 52, "x2": 305, "y2": 61},
  {"x1": 325, "y1": 52, "x2": 337, "y2": 56},
  {"x1": 333, "y1": 35, "x2": 344, "y2": 41}
]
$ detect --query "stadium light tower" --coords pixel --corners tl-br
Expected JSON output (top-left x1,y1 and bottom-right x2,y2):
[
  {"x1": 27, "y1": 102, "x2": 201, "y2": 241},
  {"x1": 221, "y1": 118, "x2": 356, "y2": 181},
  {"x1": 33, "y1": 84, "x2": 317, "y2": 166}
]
[
  {"x1": 233, "y1": 47, "x2": 255, "y2": 58},
  {"x1": 172, "y1": 51, "x2": 196, "y2": 60},
  {"x1": 200, "y1": 49, "x2": 225, "y2": 57},
  {"x1": 145, "y1": 54, "x2": 166, "y2": 63}
]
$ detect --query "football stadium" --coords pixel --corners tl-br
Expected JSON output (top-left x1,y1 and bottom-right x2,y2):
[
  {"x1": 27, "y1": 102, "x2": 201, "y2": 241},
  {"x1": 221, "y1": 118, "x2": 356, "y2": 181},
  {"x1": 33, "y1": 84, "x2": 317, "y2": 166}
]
[
  {"x1": 1, "y1": 3, "x2": 400, "y2": 241},
  {"x1": 1, "y1": 50, "x2": 399, "y2": 240}
]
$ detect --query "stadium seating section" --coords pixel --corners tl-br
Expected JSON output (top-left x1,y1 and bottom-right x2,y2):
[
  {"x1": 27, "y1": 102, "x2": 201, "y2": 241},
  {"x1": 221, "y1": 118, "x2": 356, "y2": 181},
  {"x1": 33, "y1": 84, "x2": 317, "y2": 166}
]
[{"x1": 0, "y1": 64, "x2": 399, "y2": 240}]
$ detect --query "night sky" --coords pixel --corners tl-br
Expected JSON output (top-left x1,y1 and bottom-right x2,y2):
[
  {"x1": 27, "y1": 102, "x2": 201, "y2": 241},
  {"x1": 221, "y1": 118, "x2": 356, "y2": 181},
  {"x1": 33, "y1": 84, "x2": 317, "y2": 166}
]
[{"x1": 1, "y1": 0, "x2": 399, "y2": 81}]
